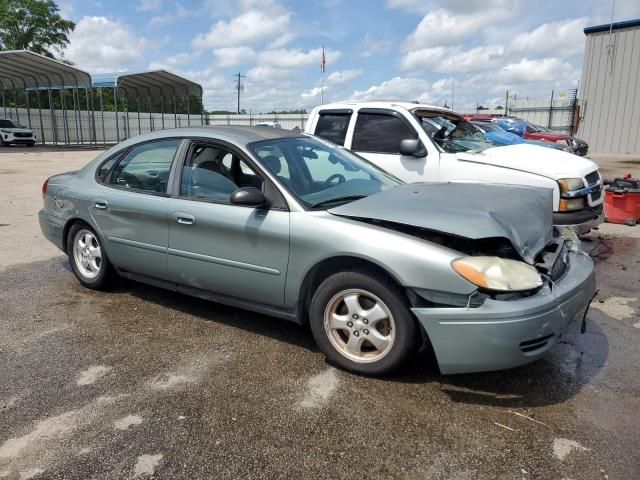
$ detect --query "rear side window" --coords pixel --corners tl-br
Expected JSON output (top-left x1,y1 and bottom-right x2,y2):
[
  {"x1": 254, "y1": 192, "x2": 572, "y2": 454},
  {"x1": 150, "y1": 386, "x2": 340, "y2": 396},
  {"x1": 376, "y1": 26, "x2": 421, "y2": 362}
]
[
  {"x1": 96, "y1": 155, "x2": 119, "y2": 182},
  {"x1": 352, "y1": 113, "x2": 416, "y2": 154},
  {"x1": 110, "y1": 139, "x2": 180, "y2": 193},
  {"x1": 314, "y1": 112, "x2": 351, "y2": 146}
]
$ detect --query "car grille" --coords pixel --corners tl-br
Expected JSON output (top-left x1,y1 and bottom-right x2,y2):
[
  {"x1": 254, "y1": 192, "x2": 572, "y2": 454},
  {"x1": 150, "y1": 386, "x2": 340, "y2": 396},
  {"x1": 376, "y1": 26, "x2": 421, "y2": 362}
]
[
  {"x1": 585, "y1": 171, "x2": 599, "y2": 186},
  {"x1": 519, "y1": 334, "x2": 554, "y2": 353},
  {"x1": 550, "y1": 243, "x2": 570, "y2": 281},
  {"x1": 14, "y1": 132, "x2": 32, "y2": 138}
]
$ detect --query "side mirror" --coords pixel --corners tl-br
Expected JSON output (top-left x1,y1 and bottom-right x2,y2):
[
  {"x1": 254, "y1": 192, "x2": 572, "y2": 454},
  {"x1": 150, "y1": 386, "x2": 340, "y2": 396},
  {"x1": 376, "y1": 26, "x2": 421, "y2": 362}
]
[
  {"x1": 230, "y1": 187, "x2": 267, "y2": 207},
  {"x1": 398, "y1": 138, "x2": 427, "y2": 157}
]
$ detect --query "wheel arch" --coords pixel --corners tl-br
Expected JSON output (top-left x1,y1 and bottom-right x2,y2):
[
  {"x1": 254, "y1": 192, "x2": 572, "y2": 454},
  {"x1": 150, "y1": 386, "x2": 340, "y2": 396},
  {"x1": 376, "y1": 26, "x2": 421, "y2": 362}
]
[{"x1": 296, "y1": 255, "x2": 407, "y2": 326}]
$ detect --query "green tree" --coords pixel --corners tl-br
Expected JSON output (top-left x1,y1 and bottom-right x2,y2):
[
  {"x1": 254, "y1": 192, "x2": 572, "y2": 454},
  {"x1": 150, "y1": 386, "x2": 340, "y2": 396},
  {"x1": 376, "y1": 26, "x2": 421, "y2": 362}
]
[{"x1": 0, "y1": 0, "x2": 75, "y2": 58}]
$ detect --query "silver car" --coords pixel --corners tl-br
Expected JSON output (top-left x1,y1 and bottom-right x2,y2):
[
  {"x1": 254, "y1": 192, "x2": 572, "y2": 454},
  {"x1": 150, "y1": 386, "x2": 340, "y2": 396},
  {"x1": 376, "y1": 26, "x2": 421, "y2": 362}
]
[{"x1": 39, "y1": 126, "x2": 596, "y2": 375}]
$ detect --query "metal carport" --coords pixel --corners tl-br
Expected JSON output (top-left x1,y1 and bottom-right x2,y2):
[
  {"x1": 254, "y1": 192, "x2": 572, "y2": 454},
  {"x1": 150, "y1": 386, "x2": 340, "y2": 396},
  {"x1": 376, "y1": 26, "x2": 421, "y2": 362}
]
[
  {"x1": 92, "y1": 70, "x2": 204, "y2": 143},
  {"x1": 0, "y1": 50, "x2": 93, "y2": 145}
]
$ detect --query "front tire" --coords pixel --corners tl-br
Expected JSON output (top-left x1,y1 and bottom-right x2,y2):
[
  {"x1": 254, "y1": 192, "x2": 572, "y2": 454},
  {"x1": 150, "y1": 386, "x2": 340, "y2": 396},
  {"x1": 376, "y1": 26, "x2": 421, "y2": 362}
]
[
  {"x1": 67, "y1": 223, "x2": 116, "y2": 290},
  {"x1": 309, "y1": 270, "x2": 417, "y2": 376}
]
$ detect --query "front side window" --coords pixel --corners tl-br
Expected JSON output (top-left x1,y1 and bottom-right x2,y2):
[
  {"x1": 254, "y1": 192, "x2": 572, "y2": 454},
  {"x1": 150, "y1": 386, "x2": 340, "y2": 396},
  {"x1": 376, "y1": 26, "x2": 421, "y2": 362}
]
[
  {"x1": 249, "y1": 136, "x2": 401, "y2": 208},
  {"x1": 352, "y1": 113, "x2": 417, "y2": 154},
  {"x1": 110, "y1": 139, "x2": 180, "y2": 193},
  {"x1": 314, "y1": 112, "x2": 352, "y2": 146},
  {"x1": 180, "y1": 144, "x2": 263, "y2": 203},
  {"x1": 415, "y1": 111, "x2": 492, "y2": 153},
  {"x1": 0, "y1": 119, "x2": 17, "y2": 128}
]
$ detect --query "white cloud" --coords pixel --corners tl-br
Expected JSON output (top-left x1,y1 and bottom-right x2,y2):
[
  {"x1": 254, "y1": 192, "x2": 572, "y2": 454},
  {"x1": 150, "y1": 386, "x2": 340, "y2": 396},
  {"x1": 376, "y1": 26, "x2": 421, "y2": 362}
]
[
  {"x1": 327, "y1": 69, "x2": 362, "y2": 84},
  {"x1": 387, "y1": 0, "x2": 515, "y2": 14},
  {"x1": 148, "y1": 52, "x2": 199, "y2": 70},
  {"x1": 214, "y1": 46, "x2": 257, "y2": 67},
  {"x1": 267, "y1": 32, "x2": 297, "y2": 49},
  {"x1": 192, "y1": 8, "x2": 291, "y2": 49},
  {"x1": 246, "y1": 65, "x2": 295, "y2": 83},
  {"x1": 359, "y1": 34, "x2": 393, "y2": 58},
  {"x1": 301, "y1": 86, "x2": 323, "y2": 99},
  {"x1": 349, "y1": 76, "x2": 434, "y2": 103},
  {"x1": 509, "y1": 17, "x2": 587, "y2": 58},
  {"x1": 404, "y1": 8, "x2": 512, "y2": 50},
  {"x1": 497, "y1": 57, "x2": 578, "y2": 84},
  {"x1": 401, "y1": 45, "x2": 504, "y2": 73},
  {"x1": 258, "y1": 48, "x2": 341, "y2": 69},
  {"x1": 65, "y1": 16, "x2": 147, "y2": 71},
  {"x1": 149, "y1": 4, "x2": 192, "y2": 27},
  {"x1": 137, "y1": 0, "x2": 162, "y2": 11}
]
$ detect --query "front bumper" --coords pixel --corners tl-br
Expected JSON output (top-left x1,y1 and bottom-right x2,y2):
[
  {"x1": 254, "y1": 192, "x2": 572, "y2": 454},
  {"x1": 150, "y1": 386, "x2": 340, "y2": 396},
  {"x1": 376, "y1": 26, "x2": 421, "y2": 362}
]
[
  {"x1": 39, "y1": 210, "x2": 66, "y2": 251},
  {"x1": 412, "y1": 251, "x2": 596, "y2": 374},
  {"x1": 554, "y1": 204, "x2": 603, "y2": 234}
]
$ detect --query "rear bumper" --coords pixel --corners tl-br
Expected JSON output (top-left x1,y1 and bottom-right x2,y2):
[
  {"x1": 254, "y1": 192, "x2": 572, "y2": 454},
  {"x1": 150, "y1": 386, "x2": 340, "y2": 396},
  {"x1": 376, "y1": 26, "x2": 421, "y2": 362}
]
[
  {"x1": 553, "y1": 204, "x2": 603, "y2": 233},
  {"x1": 412, "y1": 252, "x2": 596, "y2": 374},
  {"x1": 38, "y1": 210, "x2": 66, "y2": 251}
]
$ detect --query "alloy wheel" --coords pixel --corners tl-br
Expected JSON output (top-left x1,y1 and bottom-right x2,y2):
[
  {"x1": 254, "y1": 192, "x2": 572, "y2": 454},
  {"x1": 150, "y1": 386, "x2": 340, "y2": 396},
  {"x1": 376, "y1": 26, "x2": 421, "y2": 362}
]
[{"x1": 323, "y1": 288, "x2": 396, "y2": 363}]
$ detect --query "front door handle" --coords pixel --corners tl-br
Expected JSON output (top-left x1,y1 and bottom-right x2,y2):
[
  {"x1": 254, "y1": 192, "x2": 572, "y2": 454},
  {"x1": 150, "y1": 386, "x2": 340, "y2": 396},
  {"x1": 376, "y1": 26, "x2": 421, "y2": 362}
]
[
  {"x1": 94, "y1": 200, "x2": 108, "y2": 210},
  {"x1": 172, "y1": 212, "x2": 195, "y2": 225}
]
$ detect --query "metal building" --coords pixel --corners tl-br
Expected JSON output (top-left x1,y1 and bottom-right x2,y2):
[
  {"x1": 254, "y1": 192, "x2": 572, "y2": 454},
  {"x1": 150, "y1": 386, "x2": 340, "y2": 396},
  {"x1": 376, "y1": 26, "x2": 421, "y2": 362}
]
[{"x1": 578, "y1": 19, "x2": 640, "y2": 155}]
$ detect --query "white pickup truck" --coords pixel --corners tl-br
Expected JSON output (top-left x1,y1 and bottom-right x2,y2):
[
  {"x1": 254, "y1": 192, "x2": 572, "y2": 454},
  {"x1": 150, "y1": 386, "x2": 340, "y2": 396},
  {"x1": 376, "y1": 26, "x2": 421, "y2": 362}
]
[{"x1": 305, "y1": 101, "x2": 603, "y2": 233}]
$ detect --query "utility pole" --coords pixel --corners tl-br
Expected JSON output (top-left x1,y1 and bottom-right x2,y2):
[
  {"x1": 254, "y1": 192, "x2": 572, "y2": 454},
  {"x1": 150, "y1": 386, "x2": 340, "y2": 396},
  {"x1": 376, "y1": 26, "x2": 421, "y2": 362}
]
[
  {"x1": 505, "y1": 90, "x2": 509, "y2": 116},
  {"x1": 234, "y1": 72, "x2": 245, "y2": 114},
  {"x1": 451, "y1": 79, "x2": 455, "y2": 110}
]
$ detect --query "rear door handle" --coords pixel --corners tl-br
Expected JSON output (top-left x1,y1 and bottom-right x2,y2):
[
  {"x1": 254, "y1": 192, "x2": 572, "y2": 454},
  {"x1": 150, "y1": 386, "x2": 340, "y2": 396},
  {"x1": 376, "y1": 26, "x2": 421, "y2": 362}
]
[
  {"x1": 94, "y1": 200, "x2": 108, "y2": 210},
  {"x1": 172, "y1": 212, "x2": 195, "y2": 225}
]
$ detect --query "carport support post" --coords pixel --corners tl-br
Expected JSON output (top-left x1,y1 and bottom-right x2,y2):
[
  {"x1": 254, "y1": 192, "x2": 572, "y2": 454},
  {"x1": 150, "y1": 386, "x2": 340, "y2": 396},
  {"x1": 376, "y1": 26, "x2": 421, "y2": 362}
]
[
  {"x1": 1, "y1": 86, "x2": 5, "y2": 117},
  {"x1": 548, "y1": 90, "x2": 554, "y2": 130},
  {"x1": 124, "y1": 98, "x2": 130, "y2": 139},
  {"x1": 72, "y1": 86, "x2": 80, "y2": 144},
  {"x1": 173, "y1": 95, "x2": 177, "y2": 128},
  {"x1": 86, "y1": 88, "x2": 96, "y2": 146},
  {"x1": 47, "y1": 87, "x2": 58, "y2": 145},
  {"x1": 160, "y1": 96, "x2": 165, "y2": 130},
  {"x1": 59, "y1": 85, "x2": 70, "y2": 145},
  {"x1": 113, "y1": 87, "x2": 120, "y2": 142},
  {"x1": 35, "y1": 82, "x2": 45, "y2": 145},
  {"x1": 75, "y1": 86, "x2": 84, "y2": 145},
  {"x1": 25, "y1": 87, "x2": 32, "y2": 129},
  {"x1": 136, "y1": 98, "x2": 141, "y2": 135},
  {"x1": 148, "y1": 96, "x2": 153, "y2": 132},
  {"x1": 99, "y1": 88, "x2": 106, "y2": 146}
]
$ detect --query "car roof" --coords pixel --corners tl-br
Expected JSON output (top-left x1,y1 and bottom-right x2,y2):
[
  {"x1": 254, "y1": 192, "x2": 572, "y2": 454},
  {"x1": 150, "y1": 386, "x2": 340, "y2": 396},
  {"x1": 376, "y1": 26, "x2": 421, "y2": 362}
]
[
  {"x1": 113, "y1": 125, "x2": 305, "y2": 147},
  {"x1": 315, "y1": 100, "x2": 454, "y2": 114}
]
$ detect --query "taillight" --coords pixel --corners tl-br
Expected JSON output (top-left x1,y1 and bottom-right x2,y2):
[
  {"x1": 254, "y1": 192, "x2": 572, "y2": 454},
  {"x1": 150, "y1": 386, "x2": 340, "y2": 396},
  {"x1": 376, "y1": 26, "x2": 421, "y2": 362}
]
[{"x1": 42, "y1": 177, "x2": 50, "y2": 197}]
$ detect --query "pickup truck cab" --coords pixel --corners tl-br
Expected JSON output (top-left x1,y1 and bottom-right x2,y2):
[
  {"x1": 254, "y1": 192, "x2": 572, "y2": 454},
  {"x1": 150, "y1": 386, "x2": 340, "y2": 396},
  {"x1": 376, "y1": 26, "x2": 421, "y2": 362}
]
[{"x1": 305, "y1": 101, "x2": 602, "y2": 233}]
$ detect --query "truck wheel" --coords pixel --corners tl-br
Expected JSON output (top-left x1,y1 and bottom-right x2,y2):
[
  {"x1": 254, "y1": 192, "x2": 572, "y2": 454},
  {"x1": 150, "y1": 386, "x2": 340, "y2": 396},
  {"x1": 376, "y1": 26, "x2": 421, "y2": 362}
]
[{"x1": 309, "y1": 270, "x2": 417, "y2": 376}]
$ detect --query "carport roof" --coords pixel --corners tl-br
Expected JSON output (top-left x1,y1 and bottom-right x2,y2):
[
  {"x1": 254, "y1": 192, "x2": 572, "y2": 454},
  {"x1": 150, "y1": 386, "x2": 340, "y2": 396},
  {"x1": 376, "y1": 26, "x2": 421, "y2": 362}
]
[
  {"x1": 92, "y1": 70, "x2": 203, "y2": 98},
  {"x1": 0, "y1": 50, "x2": 92, "y2": 89}
]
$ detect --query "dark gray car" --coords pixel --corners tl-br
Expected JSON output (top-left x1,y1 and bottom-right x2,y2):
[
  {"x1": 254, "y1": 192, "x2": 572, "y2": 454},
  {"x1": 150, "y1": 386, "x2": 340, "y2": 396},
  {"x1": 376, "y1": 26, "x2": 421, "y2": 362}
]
[{"x1": 39, "y1": 126, "x2": 596, "y2": 375}]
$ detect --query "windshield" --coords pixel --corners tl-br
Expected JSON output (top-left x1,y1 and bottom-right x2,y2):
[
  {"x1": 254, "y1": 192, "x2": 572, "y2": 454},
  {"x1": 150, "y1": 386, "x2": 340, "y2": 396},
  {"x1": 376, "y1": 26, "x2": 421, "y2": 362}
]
[
  {"x1": 471, "y1": 121, "x2": 502, "y2": 133},
  {"x1": 415, "y1": 112, "x2": 494, "y2": 153},
  {"x1": 248, "y1": 136, "x2": 402, "y2": 208}
]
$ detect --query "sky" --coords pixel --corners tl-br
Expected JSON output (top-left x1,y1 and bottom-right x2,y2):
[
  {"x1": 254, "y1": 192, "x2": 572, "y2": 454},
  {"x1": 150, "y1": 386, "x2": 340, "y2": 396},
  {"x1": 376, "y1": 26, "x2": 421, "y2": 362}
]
[{"x1": 59, "y1": 0, "x2": 640, "y2": 112}]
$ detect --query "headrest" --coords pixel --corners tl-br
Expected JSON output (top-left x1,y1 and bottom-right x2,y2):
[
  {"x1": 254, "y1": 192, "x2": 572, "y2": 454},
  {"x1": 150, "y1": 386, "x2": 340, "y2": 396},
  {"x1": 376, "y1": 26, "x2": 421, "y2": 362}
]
[{"x1": 261, "y1": 155, "x2": 282, "y2": 175}]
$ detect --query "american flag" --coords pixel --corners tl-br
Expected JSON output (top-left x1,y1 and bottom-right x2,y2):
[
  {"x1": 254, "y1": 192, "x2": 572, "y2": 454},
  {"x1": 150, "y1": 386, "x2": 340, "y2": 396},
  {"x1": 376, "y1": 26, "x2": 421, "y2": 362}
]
[{"x1": 321, "y1": 46, "x2": 326, "y2": 73}]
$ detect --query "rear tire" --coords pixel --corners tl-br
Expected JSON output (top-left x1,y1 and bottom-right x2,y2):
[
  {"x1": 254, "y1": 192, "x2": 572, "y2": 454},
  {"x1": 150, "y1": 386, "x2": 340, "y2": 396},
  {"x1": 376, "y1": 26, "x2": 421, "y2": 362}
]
[
  {"x1": 67, "y1": 223, "x2": 117, "y2": 290},
  {"x1": 309, "y1": 269, "x2": 417, "y2": 376}
]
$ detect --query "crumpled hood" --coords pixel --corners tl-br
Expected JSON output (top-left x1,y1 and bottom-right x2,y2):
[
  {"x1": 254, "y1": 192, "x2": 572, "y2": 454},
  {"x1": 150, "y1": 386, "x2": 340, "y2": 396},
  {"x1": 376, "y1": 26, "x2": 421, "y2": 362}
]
[
  {"x1": 329, "y1": 183, "x2": 553, "y2": 263},
  {"x1": 455, "y1": 143, "x2": 598, "y2": 179}
]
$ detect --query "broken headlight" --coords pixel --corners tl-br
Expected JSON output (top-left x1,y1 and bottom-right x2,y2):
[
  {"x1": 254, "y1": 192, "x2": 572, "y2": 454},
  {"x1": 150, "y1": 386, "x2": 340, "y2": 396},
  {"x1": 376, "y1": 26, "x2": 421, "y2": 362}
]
[{"x1": 452, "y1": 256, "x2": 543, "y2": 292}]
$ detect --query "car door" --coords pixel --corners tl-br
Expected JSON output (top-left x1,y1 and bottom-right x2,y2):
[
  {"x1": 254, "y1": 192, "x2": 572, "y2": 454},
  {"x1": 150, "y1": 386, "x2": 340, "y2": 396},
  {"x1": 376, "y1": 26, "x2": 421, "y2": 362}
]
[
  {"x1": 90, "y1": 138, "x2": 183, "y2": 280},
  {"x1": 349, "y1": 109, "x2": 431, "y2": 183},
  {"x1": 167, "y1": 140, "x2": 290, "y2": 307}
]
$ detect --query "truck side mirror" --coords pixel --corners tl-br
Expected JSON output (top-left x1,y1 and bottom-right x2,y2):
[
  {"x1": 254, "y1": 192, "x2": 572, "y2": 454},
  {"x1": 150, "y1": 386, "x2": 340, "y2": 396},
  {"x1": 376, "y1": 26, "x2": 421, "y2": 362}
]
[{"x1": 399, "y1": 138, "x2": 427, "y2": 157}]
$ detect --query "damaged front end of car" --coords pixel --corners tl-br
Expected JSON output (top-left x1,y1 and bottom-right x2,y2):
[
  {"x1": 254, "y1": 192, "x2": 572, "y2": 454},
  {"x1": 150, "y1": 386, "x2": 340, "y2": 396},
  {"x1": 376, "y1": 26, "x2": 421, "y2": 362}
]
[{"x1": 329, "y1": 182, "x2": 597, "y2": 374}]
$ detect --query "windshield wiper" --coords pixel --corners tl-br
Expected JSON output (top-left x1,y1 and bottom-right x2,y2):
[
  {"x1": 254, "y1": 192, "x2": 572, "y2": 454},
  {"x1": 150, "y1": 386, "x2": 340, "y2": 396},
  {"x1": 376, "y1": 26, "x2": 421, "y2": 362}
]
[{"x1": 310, "y1": 195, "x2": 368, "y2": 208}]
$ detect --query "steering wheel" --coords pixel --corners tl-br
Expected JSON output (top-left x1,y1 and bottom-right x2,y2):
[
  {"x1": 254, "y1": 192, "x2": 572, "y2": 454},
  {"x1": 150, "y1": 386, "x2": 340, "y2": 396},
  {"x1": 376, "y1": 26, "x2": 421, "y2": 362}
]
[{"x1": 323, "y1": 173, "x2": 346, "y2": 187}]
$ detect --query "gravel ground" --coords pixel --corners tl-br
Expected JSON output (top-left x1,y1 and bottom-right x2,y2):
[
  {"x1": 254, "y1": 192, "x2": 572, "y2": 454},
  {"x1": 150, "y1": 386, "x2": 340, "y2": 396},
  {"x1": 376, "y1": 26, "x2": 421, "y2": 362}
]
[{"x1": 0, "y1": 146, "x2": 639, "y2": 480}]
